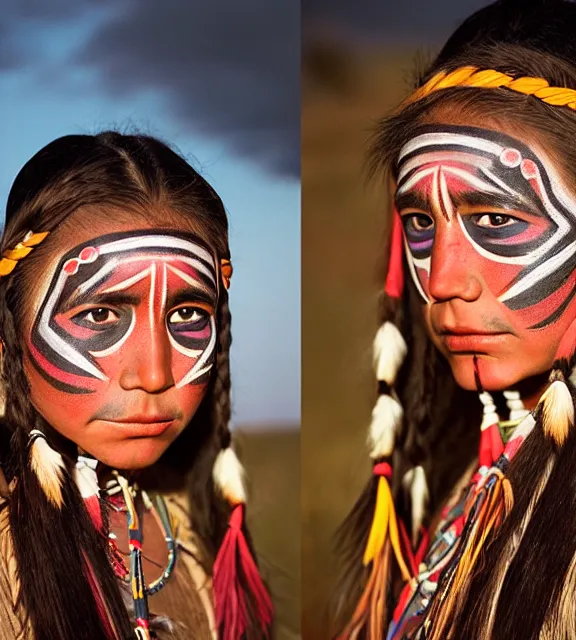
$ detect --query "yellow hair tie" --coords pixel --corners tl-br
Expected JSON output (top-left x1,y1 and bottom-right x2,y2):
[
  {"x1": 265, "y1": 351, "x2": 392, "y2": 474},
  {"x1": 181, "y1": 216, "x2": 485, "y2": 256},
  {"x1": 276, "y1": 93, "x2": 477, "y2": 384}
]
[
  {"x1": 220, "y1": 258, "x2": 233, "y2": 290},
  {"x1": 403, "y1": 65, "x2": 576, "y2": 112},
  {"x1": 0, "y1": 231, "x2": 49, "y2": 276}
]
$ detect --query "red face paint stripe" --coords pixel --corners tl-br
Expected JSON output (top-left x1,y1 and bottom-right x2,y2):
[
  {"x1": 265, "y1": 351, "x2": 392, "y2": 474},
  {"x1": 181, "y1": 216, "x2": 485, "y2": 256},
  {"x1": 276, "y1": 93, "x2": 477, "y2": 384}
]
[{"x1": 27, "y1": 339, "x2": 96, "y2": 391}]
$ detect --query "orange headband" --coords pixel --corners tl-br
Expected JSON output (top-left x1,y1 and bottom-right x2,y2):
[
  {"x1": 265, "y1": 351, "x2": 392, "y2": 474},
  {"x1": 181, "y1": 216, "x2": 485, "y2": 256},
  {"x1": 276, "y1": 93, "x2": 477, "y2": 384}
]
[{"x1": 402, "y1": 65, "x2": 576, "y2": 111}]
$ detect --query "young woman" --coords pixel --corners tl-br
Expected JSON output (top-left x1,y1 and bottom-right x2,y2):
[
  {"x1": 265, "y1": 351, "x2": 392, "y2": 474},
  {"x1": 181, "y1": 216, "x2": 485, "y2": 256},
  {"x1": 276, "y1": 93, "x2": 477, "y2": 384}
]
[
  {"x1": 335, "y1": 1, "x2": 576, "y2": 638},
  {"x1": 0, "y1": 132, "x2": 273, "y2": 639}
]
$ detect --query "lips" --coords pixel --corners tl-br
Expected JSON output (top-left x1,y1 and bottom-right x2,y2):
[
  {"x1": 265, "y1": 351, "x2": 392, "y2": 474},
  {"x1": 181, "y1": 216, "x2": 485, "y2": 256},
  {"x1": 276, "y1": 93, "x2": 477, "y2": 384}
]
[
  {"x1": 95, "y1": 413, "x2": 177, "y2": 437},
  {"x1": 112, "y1": 413, "x2": 174, "y2": 424},
  {"x1": 440, "y1": 330, "x2": 510, "y2": 353}
]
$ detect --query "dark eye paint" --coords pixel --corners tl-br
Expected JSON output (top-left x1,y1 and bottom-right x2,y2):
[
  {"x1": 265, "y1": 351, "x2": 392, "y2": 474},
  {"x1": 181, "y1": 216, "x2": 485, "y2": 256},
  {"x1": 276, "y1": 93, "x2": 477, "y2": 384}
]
[{"x1": 401, "y1": 214, "x2": 435, "y2": 259}]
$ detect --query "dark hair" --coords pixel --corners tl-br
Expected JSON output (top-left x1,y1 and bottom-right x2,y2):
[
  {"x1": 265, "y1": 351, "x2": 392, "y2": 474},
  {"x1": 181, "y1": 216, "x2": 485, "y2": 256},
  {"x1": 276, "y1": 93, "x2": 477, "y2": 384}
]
[
  {"x1": 334, "y1": 0, "x2": 576, "y2": 638},
  {"x1": 0, "y1": 132, "x2": 250, "y2": 638}
]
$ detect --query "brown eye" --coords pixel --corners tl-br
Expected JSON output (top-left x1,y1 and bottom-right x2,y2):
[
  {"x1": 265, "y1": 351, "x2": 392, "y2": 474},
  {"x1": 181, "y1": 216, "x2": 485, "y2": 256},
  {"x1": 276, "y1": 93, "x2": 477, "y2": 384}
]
[
  {"x1": 408, "y1": 214, "x2": 434, "y2": 231},
  {"x1": 85, "y1": 308, "x2": 117, "y2": 324},
  {"x1": 168, "y1": 307, "x2": 206, "y2": 325},
  {"x1": 476, "y1": 213, "x2": 514, "y2": 227}
]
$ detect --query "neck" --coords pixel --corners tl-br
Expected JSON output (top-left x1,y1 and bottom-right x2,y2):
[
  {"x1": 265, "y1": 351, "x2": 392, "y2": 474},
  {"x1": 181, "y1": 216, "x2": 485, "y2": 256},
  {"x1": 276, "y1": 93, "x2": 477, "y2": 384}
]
[{"x1": 509, "y1": 371, "x2": 550, "y2": 410}]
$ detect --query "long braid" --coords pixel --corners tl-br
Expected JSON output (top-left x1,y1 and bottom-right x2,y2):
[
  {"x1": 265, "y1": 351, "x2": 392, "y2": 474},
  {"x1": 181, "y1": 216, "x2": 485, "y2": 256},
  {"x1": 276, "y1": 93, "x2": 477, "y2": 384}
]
[{"x1": 0, "y1": 279, "x2": 133, "y2": 639}]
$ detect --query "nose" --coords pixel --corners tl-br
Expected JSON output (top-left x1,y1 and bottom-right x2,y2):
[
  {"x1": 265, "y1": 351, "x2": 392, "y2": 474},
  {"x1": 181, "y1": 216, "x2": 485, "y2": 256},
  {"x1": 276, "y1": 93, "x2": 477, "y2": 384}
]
[
  {"x1": 119, "y1": 325, "x2": 174, "y2": 393},
  {"x1": 427, "y1": 221, "x2": 482, "y2": 303}
]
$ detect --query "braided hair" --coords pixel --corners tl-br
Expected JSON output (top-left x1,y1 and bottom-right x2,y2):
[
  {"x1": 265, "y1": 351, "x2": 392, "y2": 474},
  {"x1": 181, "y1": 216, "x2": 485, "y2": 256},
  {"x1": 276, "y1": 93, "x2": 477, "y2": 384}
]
[
  {"x1": 0, "y1": 132, "x2": 270, "y2": 638},
  {"x1": 334, "y1": 0, "x2": 576, "y2": 638}
]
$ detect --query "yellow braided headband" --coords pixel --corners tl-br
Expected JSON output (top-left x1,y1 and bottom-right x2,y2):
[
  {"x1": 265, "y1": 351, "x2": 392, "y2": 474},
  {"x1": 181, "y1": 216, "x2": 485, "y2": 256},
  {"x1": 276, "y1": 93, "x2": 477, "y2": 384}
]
[
  {"x1": 403, "y1": 65, "x2": 576, "y2": 110},
  {"x1": 0, "y1": 230, "x2": 234, "y2": 289},
  {"x1": 0, "y1": 231, "x2": 49, "y2": 277}
]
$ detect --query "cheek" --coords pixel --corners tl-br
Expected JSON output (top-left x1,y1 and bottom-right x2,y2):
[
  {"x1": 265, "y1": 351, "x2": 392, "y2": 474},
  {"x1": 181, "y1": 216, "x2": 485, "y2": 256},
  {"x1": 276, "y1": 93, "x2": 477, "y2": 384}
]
[{"x1": 23, "y1": 353, "x2": 102, "y2": 435}]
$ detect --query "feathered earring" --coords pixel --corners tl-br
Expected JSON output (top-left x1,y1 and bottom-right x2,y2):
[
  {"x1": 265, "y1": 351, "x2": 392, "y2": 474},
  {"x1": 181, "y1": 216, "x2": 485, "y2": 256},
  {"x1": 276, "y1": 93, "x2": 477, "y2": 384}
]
[
  {"x1": 28, "y1": 429, "x2": 66, "y2": 508},
  {"x1": 212, "y1": 435, "x2": 273, "y2": 640},
  {"x1": 74, "y1": 454, "x2": 103, "y2": 532}
]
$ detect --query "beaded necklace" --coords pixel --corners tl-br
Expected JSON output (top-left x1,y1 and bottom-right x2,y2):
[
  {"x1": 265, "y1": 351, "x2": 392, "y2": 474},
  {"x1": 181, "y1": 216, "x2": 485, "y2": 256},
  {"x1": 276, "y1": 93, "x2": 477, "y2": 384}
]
[{"x1": 108, "y1": 472, "x2": 177, "y2": 639}]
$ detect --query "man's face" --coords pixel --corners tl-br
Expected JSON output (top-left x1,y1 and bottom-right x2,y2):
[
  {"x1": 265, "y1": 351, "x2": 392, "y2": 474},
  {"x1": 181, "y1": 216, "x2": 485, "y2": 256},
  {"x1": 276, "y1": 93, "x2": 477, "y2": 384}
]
[
  {"x1": 395, "y1": 125, "x2": 576, "y2": 390},
  {"x1": 23, "y1": 228, "x2": 219, "y2": 469}
]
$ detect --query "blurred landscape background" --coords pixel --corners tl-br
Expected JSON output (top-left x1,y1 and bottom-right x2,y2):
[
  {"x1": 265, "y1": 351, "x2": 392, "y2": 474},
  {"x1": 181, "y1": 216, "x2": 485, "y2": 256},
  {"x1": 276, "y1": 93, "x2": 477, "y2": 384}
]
[{"x1": 302, "y1": 0, "x2": 491, "y2": 636}]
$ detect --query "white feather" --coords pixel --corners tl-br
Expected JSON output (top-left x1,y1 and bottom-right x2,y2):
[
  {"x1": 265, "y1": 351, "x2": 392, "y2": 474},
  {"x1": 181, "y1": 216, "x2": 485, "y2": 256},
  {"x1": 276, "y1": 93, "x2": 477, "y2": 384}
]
[
  {"x1": 541, "y1": 379, "x2": 574, "y2": 446},
  {"x1": 29, "y1": 430, "x2": 65, "y2": 508},
  {"x1": 212, "y1": 447, "x2": 247, "y2": 504},
  {"x1": 74, "y1": 456, "x2": 99, "y2": 499},
  {"x1": 373, "y1": 322, "x2": 407, "y2": 384},
  {"x1": 368, "y1": 394, "x2": 403, "y2": 459},
  {"x1": 403, "y1": 466, "x2": 429, "y2": 544}
]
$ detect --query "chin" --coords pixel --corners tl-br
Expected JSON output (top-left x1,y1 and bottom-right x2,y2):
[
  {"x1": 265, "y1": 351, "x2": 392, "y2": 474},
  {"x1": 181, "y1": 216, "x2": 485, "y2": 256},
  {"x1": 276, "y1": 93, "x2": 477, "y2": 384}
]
[
  {"x1": 449, "y1": 354, "x2": 524, "y2": 392},
  {"x1": 91, "y1": 439, "x2": 169, "y2": 471}
]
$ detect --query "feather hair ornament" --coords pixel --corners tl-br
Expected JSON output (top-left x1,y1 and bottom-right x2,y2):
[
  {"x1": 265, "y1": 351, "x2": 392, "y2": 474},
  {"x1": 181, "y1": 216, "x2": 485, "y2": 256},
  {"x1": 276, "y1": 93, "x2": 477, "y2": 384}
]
[
  {"x1": 212, "y1": 442, "x2": 273, "y2": 639},
  {"x1": 338, "y1": 212, "x2": 415, "y2": 639},
  {"x1": 28, "y1": 429, "x2": 66, "y2": 508},
  {"x1": 74, "y1": 455, "x2": 103, "y2": 532},
  {"x1": 540, "y1": 369, "x2": 574, "y2": 447}
]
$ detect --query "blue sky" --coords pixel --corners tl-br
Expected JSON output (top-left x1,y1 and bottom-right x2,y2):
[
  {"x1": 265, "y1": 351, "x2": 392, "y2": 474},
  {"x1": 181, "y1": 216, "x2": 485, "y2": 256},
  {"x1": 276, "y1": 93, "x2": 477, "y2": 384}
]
[{"x1": 0, "y1": 1, "x2": 300, "y2": 427}]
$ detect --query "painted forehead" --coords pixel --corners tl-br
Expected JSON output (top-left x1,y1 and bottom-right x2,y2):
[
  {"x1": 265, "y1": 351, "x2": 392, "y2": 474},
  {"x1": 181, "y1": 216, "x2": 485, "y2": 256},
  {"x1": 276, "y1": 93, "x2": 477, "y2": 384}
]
[
  {"x1": 47, "y1": 229, "x2": 218, "y2": 302},
  {"x1": 395, "y1": 125, "x2": 576, "y2": 319}
]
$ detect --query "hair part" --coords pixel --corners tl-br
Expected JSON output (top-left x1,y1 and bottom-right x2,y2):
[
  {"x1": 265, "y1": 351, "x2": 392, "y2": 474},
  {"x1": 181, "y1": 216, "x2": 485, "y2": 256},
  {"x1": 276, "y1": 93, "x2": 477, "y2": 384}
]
[{"x1": 0, "y1": 131, "x2": 250, "y2": 638}]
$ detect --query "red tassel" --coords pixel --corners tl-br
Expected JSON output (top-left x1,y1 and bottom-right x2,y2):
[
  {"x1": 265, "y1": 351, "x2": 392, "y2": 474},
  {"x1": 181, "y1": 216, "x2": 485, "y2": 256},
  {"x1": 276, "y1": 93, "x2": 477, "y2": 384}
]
[
  {"x1": 385, "y1": 213, "x2": 405, "y2": 299},
  {"x1": 479, "y1": 422, "x2": 504, "y2": 469},
  {"x1": 213, "y1": 504, "x2": 273, "y2": 639},
  {"x1": 84, "y1": 495, "x2": 104, "y2": 533}
]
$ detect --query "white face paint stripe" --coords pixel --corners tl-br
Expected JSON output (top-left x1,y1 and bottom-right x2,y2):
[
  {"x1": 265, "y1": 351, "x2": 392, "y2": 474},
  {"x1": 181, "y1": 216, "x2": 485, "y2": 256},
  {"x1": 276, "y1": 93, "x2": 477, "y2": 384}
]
[
  {"x1": 76, "y1": 260, "x2": 119, "y2": 298},
  {"x1": 397, "y1": 149, "x2": 493, "y2": 183},
  {"x1": 438, "y1": 169, "x2": 454, "y2": 219},
  {"x1": 404, "y1": 237, "x2": 430, "y2": 302},
  {"x1": 175, "y1": 315, "x2": 217, "y2": 388},
  {"x1": 396, "y1": 166, "x2": 437, "y2": 195},
  {"x1": 166, "y1": 263, "x2": 213, "y2": 296},
  {"x1": 441, "y1": 165, "x2": 509, "y2": 197},
  {"x1": 99, "y1": 235, "x2": 216, "y2": 271},
  {"x1": 100, "y1": 266, "x2": 153, "y2": 294},
  {"x1": 167, "y1": 331, "x2": 203, "y2": 359},
  {"x1": 478, "y1": 165, "x2": 517, "y2": 197},
  {"x1": 39, "y1": 270, "x2": 108, "y2": 381},
  {"x1": 399, "y1": 132, "x2": 504, "y2": 165},
  {"x1": 498, "y1": 239, "x2": 576, "y2": 303}
]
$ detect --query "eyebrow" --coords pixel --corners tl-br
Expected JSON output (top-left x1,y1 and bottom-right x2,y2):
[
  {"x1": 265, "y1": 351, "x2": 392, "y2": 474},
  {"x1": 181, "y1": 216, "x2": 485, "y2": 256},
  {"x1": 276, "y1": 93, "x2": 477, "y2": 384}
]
[
  {"x1": 394, "y1": 192, "x2": 429, "y2": 212},
  {"x1": 451, "y1": 191, "x2": 545, "y2": 217},
  {"x1": 60, "y1": 287, "x2": 216, "y2": 314},
  {"x1": 394, "y1": 190, "x2": 544, "y2": 218},
  {"x1": 167, "y1": 289, "x2": 216, "y2": 309}
]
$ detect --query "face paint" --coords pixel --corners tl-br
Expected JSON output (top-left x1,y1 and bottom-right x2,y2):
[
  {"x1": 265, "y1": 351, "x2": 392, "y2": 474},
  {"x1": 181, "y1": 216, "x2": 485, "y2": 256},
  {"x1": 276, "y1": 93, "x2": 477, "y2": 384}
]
[
  {"x1": 24, "y1": 229, "x2": 219, "y2": 469},
  {"x1": 395, "y1": 125, "x2": 576, "y2": 391}
]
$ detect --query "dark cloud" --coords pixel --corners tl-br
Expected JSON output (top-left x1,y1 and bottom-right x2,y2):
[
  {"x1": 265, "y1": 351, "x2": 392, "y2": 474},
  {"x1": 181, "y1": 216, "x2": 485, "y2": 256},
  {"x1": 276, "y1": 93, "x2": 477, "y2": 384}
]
[
  {"x1": 0, "y1": 0, "x2": 299, "y2": 179},
  {"x1": 303, "y1": 0, "x2": 490, "y2": 44},
  {"x1": 74, "y1": 0, "x2": 299, "y2": 178}
]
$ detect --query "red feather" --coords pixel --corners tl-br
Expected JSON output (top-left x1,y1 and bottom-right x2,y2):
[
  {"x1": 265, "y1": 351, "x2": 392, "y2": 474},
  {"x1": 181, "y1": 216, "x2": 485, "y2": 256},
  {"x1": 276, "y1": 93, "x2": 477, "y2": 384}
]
[{"x1": 213, "y1": 505, "x2": 274, "y2": 639}]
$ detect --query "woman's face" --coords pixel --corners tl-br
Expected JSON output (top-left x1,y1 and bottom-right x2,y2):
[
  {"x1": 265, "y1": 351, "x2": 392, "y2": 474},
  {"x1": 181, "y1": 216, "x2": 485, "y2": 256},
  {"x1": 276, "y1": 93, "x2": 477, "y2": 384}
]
[
  {"x1": 394, "y1": 122, "x2": 576, "y2": 391},
  {"x1": 22, "y1": 217, "x2": 219, "y2": 470}
]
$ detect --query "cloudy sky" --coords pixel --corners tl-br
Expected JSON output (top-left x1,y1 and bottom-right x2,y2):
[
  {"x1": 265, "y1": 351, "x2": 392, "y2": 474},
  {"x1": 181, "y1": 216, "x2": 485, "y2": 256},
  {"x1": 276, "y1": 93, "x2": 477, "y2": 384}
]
[{"x1": 0, "y1": 0, "x2": 299, "y2": 426}]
